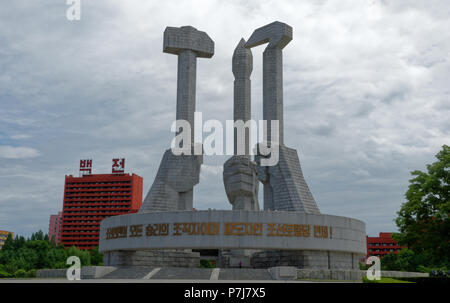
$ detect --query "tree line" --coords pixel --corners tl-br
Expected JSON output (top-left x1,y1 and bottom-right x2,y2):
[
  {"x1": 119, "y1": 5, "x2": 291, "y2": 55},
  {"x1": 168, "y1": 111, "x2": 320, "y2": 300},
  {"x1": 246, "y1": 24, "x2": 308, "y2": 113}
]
[{"x1": 0, "y1": 230, "x2": 103, "y2": 278}]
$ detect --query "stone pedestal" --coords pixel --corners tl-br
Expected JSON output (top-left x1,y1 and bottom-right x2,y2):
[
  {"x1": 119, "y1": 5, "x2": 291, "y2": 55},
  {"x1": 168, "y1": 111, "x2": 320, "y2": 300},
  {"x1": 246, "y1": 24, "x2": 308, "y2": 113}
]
[
  {"x1": 103, "y1": 249, "x2": 200, "y2": 268},
  {"x1": 250, "y1": 250, "x2": 362, "y2": 270}
]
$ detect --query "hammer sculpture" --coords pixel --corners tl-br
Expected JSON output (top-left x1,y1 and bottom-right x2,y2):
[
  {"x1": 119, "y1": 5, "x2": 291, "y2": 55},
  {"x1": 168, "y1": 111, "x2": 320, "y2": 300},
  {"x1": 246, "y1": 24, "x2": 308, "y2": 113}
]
[
  {"x1": 139, "y1": 26, "x2": 214, "y2": 212},
  {"x1": 245, "y1": 21, "x2": 321, "y2": 213}
]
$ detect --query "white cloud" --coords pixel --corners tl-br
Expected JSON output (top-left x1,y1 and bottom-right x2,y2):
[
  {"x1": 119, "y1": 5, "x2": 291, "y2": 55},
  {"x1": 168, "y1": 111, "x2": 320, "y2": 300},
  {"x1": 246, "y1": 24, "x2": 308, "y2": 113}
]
[
  {"x1": 10, "y1": 134, "x2": 31, "y2": 140},
  {"x1": 0, "y1": 145, "x2": 40, "y2": 159},
  {"x1": 201, "y1": 165, "x2": 223, "y2": 177}
]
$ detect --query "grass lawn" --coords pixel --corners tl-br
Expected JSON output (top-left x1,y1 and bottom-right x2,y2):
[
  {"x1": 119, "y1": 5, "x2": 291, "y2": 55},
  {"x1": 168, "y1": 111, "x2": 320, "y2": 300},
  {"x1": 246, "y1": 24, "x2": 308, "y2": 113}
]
[{"x1": 363, "y1": 277, "x2": 413, "y2": 283}]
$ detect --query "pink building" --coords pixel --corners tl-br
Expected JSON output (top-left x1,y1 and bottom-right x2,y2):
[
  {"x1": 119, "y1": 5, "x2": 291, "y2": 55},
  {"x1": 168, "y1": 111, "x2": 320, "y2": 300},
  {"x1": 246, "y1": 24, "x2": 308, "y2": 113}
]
[{"x1": 48, "y1": 212, "x2": 62, "y2": 244}]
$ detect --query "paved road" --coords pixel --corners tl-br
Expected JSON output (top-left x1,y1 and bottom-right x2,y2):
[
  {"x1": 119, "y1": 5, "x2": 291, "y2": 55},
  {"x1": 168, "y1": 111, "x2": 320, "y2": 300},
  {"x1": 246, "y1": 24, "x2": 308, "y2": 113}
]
[{"x1": 0, "y1": 278, "x2": 356, "y2": 283}]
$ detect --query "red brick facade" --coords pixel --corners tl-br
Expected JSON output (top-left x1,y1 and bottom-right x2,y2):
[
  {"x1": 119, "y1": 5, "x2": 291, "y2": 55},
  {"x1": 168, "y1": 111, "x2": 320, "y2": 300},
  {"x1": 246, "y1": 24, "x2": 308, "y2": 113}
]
[
  {"x1": 60, "y1": 173, "x2": 142, "y2": 250},
  {"x1": 366, "y1": 232, "x2": 406, "y2": 258}
]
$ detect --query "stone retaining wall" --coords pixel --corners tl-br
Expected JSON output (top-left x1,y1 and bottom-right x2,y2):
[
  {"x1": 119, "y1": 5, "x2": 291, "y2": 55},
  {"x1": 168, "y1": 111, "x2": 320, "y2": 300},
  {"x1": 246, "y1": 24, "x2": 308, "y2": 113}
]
[
  {"x1": 103, "y1": 249, "x2": 200, "y2": 267},
  {"x1": 297, "y1": 269, "x2": 363, "y2": 281},
  {"x1": 251, "y1": 250, "x2": 362, "y2": 270},
  {"x1": 36, "y1": 268, "x2": 67, "y2": 279},
  {"x1": 36, "y1": 266, "x2": 117, "y2": 279},
  {"x1": 361, "y1": 270, "x2": 429, "y2": 278}
]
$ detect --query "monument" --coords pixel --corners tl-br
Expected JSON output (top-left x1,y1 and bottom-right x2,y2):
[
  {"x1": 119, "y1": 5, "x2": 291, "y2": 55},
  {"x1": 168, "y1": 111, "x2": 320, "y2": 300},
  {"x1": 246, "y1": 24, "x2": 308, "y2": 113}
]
[
  {"x1": 246, "y1": 22, "x2": 321, "y2": 214},
  {"x1": 99, "y1": 22, "x2": 366, "y2": 279},
  {"x1": 223, "y1": 38, "x2": 259, "y2": 212},
  {"x1": 139, "y1": 26, "x2": 213, "y2": 213}
]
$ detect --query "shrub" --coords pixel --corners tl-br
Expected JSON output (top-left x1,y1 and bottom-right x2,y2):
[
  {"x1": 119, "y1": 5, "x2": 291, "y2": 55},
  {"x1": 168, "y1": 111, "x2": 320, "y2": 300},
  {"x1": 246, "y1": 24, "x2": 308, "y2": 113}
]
[
  {"x1": 26, "y1": 269, "x2": 37, "y2": 278},
  {"x1": 14, "y1": 269, "x2": 27, "y2": 278},
  {"x1": 0, "y1": 269, "x2": 12, "y2": 278},
  {"x1": 200, "y1": 260, "x2": 215, "y2": 268}
]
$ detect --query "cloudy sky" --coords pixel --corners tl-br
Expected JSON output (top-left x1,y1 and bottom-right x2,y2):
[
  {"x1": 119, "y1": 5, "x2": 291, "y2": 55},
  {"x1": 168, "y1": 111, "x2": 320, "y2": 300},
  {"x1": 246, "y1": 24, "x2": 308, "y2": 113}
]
[{"x1": 0, "y1": 0, "x2": 449, "y2": 238}]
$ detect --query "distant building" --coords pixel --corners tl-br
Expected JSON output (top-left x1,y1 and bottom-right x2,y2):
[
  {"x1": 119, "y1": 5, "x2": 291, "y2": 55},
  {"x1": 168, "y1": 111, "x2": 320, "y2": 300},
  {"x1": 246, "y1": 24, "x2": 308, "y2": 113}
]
[
  {"x1": 366, "y1": 232, "x2": 406, "y2": 258},
  {"x1": 60, "y1": 158, "x2": 143, "y2": 250},
  {"x1": 0, "y1": 230, "x2": 14, "y2": 249},
  {"x1": 48, "y1": 212, "x2": 63, "y2": 244}
]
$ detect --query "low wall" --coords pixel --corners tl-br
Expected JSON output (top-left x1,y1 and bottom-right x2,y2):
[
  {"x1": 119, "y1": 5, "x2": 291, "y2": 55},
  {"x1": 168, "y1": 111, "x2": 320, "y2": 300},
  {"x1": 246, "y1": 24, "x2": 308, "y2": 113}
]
[
  {"x1": 36, "y1": 266, "x2": 117, "y2": 279},
  {"x1": 361, "y1": 270, "x2": 429, "y2": 278},
  {"x1": 297, "y1": 269, "x2": 363, "y2": 281},
  {"x1": 36, "y1": 269, "x2": 66, "y2": 279}
]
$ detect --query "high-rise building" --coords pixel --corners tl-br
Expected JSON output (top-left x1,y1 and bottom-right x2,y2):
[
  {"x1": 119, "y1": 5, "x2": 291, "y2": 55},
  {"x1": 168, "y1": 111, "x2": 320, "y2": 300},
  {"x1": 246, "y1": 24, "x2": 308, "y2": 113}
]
[
  {"x1": 48, "y1": 212, "x2": 63, "y2": 244},
  {"x1": 60, "y1": 167, "x2": 143, "y2": 250},
  {"x1": 0, "y1": 230, "x2": 14, "y2": 250},
  {"x1": 366, "y1": 232, "x2": 406, "y2": 258}
]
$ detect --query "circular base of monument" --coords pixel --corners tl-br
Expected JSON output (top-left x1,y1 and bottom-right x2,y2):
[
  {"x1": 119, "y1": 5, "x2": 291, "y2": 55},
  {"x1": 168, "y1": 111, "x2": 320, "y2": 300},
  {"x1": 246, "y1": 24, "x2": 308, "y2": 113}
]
[
  {"x1": 103, "y1": 249, "x2": 200, "y2": 268},
  {"x1": 99, "y1": 210, "x2": 366, "y2": 269},
  {"x1": 250, "y1": 250, "x2": 362, "y2": 270}
]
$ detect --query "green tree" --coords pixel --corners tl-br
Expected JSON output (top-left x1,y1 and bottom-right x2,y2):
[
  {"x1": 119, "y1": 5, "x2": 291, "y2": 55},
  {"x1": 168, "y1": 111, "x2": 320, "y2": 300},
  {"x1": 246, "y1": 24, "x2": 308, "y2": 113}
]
[
  {"x1": 0, "y1": 231, "x2": 97, "y2": 277},
  {"x1": 30, "y1": 230, "x2": 45, "y2": 241},
  {"x1": 1, "y1": 234, "x2": 14, "y2": 251},
  {"x1": 381, "y1": 248, "x2": 431, "y2": 272},
  {"x1": 90, "y1": 247, "x2": 104, "y2": 266},
  {"x1": 395, "y1": 145, "x2": 450, "y2": 266},
  {"x1": 49, "y1": 235, "x2": 57, "y2": 247},
  {"x1": 13, "y1": 235, "x2": 26, "y2": 251},
  {"x1": 65, "y1": 246, "x2": 91, "y2": 267}
]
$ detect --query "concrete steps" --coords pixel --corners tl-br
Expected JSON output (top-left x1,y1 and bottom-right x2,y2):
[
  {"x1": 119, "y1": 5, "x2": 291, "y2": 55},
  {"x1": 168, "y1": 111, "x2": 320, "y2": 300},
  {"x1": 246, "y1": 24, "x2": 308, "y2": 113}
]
[
  {"x1": 101, "y1": 266, "x2": 155, "y2": 279},
  {"x1": 100, "y1": 267, "x2": 273, "y2": 280},
  {"x1": 152, "y1": 267, "x2": 213, "y2": 280}
]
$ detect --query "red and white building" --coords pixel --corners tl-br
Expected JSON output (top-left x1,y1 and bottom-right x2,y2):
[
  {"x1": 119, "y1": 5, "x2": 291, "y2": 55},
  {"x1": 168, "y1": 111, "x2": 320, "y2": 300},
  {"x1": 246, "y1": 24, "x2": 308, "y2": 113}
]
[
  {"x1": 48, "y1": 211, "x2": 63, "y2": 244},
  {"x1": 60, "y1": 158, "x2": 143, "y2": 250},
  {"x1": 366, "y1": 232, "x2": 406, "y2": 259}
]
